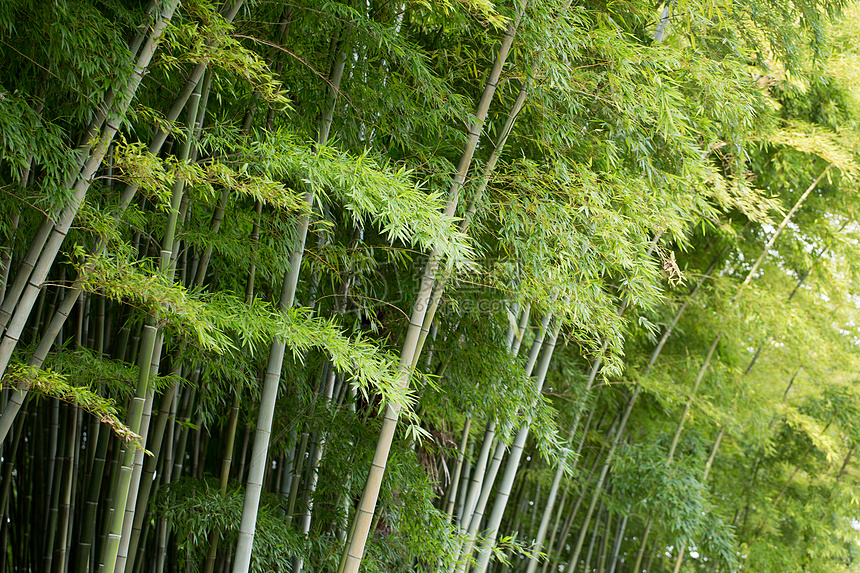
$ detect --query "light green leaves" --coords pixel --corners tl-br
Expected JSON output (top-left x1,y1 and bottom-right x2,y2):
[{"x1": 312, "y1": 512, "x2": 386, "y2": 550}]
[
  {"x1": 3, "y1": 361, "x2": 141, "y2": 445},
  {"x1": 252, "y1": 132, "x2": 475, "y2": 268}
]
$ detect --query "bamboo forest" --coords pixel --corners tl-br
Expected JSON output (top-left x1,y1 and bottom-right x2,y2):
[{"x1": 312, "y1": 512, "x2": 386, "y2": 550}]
[{"x1": 7, "y1": 0, "x2": 860, "y2": 572}]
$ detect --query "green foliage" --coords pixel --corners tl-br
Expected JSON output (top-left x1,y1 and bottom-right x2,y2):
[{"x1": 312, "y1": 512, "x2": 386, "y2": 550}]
[
  {"x1": 249, "y1": 133, "x2": 474, "y2": 267},
  {"x1": 3, "y1": 359, "x2": 140, "y2": 445},
  {"x1": 4, "y1": 0, "x2": 860, "y2": 572},
  {"x1": 613, "y1": 442, "x2": 739, "y2": 570},
  {"x1": 155, "y1": 479, "x2": 307, "y2": 573}
]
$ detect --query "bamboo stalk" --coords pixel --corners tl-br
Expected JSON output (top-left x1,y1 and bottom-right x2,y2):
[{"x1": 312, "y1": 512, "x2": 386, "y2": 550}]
[
  {"x1": 456, "y1": 443, "x2": 474, "y2": 527},
  {"x1": 540, "y1": 485, "x2": 568, "y2": 573},
  {"x1": 0, "y1": 0, "x2": 182, "y2": 385},
  {"x1": 451, "y1": 313, "x2": 551, "y2": 570},
  {"x1": 582, "y1": 498, "x2": 604, "y2": 573},
  {"x1": 564, "y1": 390, "x2": 639, "y2": 573},
  {"x1": 76, "y1": 412, "x2": 112, "y2": 572},
  {"x1": 0, "y1": 413, "x2": 26, "y2": 570},
  {"x1": 525, "y1": 345, "x2": 609, "y2": 573},
  {"x1": 53, "y1": 406, "x2": 79, "y2": 573},
  {"x1": 232, "y1": 16, "x2": 350, "y2": 571},
  {"x1": 451, "y1": 437, "x2": 503, "y2": 573},
  {"x1": 443, "y1": 415, "x2": 472, "y2": 518},
  {"x1": 97, "y1": 438, "x2": 122, "y2": 571},
  {"x1": 458, "y1": 420, "x2": 496, "y2": 529},
  {"x1": 472, "y1": 325, "x2": 560, "y2": 573},
  {"x1": 543, "y1": 410, "x2": 602, "y2": 573},
  {"x1": 631, "y1": 517, "x2": 653, "y2": 573},
  {"x1": 667, "y1": 334, "x2": 721, "y2": 464},
  {"x1": 43, "y1": 403, "x2": 67, "y2": 573},
  {"x1": 102, "y1": 323, "x2": 157, "y2": 573},
  {"x1": 338, "y1": 5, "x2": 528, "y2": 570},
  {"x1": 607, "y1": 509, "x2": 629, "y2": 573},
  {"x1": 292, "y1": 369, "x2": 338, "y2": 573},
  {"x1": 154, "y1": 379, "x2": 180, "y2": 573},
  {"x1": 125, "y1": 374, "x2": 181, "y2": 570},
  {"x1": 737, "y1": 167, "x2": 831, "y2": 295},
  {"x1": 203, "y1": 394, "x2": 241, "y2": 573},
  {"x1": 597, "y1": 504, "x2": 614, "y2": 573},
  {"x1": 0, "y1": 210, "x2": 21, "y2": 306}
]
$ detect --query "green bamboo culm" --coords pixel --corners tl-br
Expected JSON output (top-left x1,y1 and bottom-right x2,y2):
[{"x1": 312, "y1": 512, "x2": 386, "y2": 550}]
[{"x1": 231, "y1": 26, "x2": 350, "y2": 573}]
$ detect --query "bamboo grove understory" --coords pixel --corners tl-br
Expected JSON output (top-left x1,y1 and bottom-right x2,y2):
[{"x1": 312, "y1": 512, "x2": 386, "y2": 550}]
[{"x1": 4, "y1": 0, "x2": 860, "y2": 572}]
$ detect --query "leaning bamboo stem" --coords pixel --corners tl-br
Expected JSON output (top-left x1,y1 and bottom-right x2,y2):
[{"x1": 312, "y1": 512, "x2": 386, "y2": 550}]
[
  {"x1": 449, "y1": 310, "x2": 538, "y2": 535},
  {"x1": 203, "y1": 394, "x2": 241, "y2": 573},
  {"x1": 0, "y1": 0, "x2": 181, "y2": 385},
  {"x1": 525, "y1": 342, "x2": 609, "y2": 573},
  {"x1": 472, "y1": 325, "x2": 560, "y2": 573},
  {"x1": 53, "y1": 407, "x2": 79, "y2": 573},
  {"x1": 338, "y1": 4, "x2": 527, "y2": 571},
  {"x1": 0, "y1": 0, "x2": 186, "y2": 450},
  {"x1": 76, "y1": 413, "x2": 111, "y2": 572},
  {"x1": 543, "y1": 410, "x2": 600, "y2": 573},
  {"x1": 232, "y1": 31, "x2": 349, "y2": 573},
  {"x1": 634, "y1": 333, "x2": 721, "y2": 572},
  {"x1": 737, "y1": 166, "x2": 831, "y2": 295},
  {"x1": 582, "y1": 498, "x2": 605, "y2": 573},
  {"x1": 452, "y1": 437, "x2": 505, "y2": 573},
  {"x1": 607, "y1": 509, "x2": 629, "y2": 573},
  {"x1": 43, "y1": 406, "x2": 64, "y2": 573},
  {"x1": 667, "y1": 333, "x2": 721, "y2": 463},
  {"x1": 552, "y1": 438, "x2": 610, "y2": 573},
  {"x1": 449, "y1": 313, "x2": 551, "y2": 570},
  {"x1": 443, "y1": 415, "x2": 472, "y2": 518},
  {"x1": 102, "y1": 324, "x2": 157, "y2": 573},
  {"x1": 458, "y1": 421, "x2": 496, "y2": 530},
  {"x1": 564, "y1": 389, "x2": 639, "y2": 573},
  {"x1": 113, "y1": 72, "x2": 204, "y2": 573},
  {"x1": 124, "y1": 376, "x2": 181, "y2": 570},
  {"x1": 292, "y1": 370, "x2": 338, "y2": 573}
]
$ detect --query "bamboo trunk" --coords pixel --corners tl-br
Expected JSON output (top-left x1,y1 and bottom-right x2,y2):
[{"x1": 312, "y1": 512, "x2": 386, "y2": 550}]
[
  {"x1": 564, "y1": 390, "x2": 639, "y2": 573},
  {"x1": 443, "y1": 415, "x2": 472, "y2": 518},
  {"x1": 112, "y1": 72, "x2": 207, "y2": 573},
  {"x1": 338, "y1": 5, "x2": 528, "y2": 570},
  {"x1": 451, "y1": 314, "x2": 551, "y2": 571},
  {"x1": 0, "y1": 0, "x2": 183, "y2": 387},
  {"x1": 582, "y1": 498, "x2": 605, "y2": 573},
  {"x1": 232, "y1": 30, "x2": 349, "y2": 573},
  {"x1": 471, "y1": 325, "x2": 560, "y2": 573},
  {"x1": 525, "y1": 345, "x2": 609, "y2": 573},
  {"x1": 76, "y1": 413, "x2": 112, "y2": 572},
  {"x1": 203, "y1": 394, "x2": 241, "y2": 573},
  {"x1": 607, "y1": 510, "x2": 629, "y2": 573}
]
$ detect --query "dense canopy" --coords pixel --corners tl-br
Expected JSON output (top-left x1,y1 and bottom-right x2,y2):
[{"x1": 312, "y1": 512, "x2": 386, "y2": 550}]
[{"x1": 2, "y1": 0, "x2": 860, "y2": 572}]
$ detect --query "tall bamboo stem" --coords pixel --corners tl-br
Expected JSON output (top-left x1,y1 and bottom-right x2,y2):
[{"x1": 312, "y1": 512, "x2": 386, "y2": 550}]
[
  {"x1": 0, "y1": 0, "x2": 182, "y2": 385},
  {"x1": 338, "y1": 5, "x2": 528, "y2": 570},
  {"x1": 232, "y1": 29, "x2": 349, "y2": 573}
]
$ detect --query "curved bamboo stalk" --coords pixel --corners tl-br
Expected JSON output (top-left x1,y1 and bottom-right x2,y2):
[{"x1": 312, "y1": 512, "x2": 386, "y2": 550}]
[
  {"x1": 0, "y1": 0, "x2": 182, "y2": 386},
  {"x1": 232, "y1": 31, "x2": 349, "y2": 573},
  {"x1": 472, "y1": 325, "x2": 560, "y2": 573},
  {"x1": 338, "y1": 5, "x2": 528, "y2": 571},
  {"x1": 0, "y1": 0, "x2": 194, "y2": 446}
]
